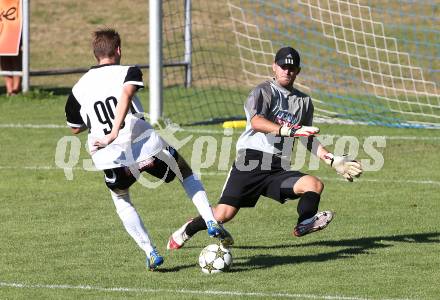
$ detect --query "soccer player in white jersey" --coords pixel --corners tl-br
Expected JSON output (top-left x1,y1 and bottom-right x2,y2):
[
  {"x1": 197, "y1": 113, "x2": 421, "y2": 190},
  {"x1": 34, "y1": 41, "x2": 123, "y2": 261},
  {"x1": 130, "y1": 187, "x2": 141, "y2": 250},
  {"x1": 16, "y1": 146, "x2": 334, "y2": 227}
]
[
  {"x1": 167, "y1": 46, "x2": 363, "y2": 250},
  {"x1": 64, "y1": 28, "x2": 232, "y2": 271}
]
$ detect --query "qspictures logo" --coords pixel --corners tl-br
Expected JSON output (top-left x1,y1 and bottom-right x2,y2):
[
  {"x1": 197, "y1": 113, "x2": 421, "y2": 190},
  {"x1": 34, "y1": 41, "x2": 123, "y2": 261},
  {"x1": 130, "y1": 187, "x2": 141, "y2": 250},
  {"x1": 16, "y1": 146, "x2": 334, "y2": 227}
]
[{"x1": 54, "y1": 114, "x2": 386, "y2": 188}]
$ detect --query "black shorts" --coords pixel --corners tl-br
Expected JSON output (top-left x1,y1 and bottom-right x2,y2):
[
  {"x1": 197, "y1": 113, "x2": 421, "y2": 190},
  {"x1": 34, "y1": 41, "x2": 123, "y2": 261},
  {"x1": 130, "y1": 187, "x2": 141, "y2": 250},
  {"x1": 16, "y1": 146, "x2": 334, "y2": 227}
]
[
  {"x1": 0, "y1": 51, "x2": 22, "y2": 72},
  {"x1": 219, "y1": 149, "x2": 306, "y2": 208},
  {"x1": 103, "y1": 146, "x2": 179, "y2": 191}
]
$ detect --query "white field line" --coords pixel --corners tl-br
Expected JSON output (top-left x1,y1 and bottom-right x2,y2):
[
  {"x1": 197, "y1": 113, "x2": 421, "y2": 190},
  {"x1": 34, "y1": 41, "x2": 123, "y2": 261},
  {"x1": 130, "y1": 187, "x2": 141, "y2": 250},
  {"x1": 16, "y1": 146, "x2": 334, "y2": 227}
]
[
  {"x1": 0, "y1": 165, "x2": 439, "y2": 186},
  {"x1": 0, "y1": 123, "x2": 67, "y2": 128},
  {"x1": 0, "y1": 281, "x2": 412, "y2": 300},
  {"x1": 0, "y1": 123, "x2": 439, "y2": 140},
  {"x1": 182, "y1": 128, "x2": 440, "y2": 139},
  {"x1": 202, "y1": 172, "x2": 440, "y2": 186}
]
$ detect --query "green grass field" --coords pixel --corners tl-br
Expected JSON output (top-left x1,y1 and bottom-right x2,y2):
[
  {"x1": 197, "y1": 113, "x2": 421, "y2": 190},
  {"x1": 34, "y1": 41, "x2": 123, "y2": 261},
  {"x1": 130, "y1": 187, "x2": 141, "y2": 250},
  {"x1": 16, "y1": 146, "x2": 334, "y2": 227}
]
[
  {"x1": 0, "y1": 93, "x2": 439, "y2": 299},
  {"x1": 1, "y1": 0, "x2": 439, "y2": 298}
]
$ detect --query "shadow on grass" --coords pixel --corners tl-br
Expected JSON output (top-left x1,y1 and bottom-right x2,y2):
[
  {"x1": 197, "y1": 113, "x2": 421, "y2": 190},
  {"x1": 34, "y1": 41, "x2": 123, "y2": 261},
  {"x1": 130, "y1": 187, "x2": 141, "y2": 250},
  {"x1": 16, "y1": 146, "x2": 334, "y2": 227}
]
[
  {"x1": 155, "y1": 263, "x2": 196, "y2": 273},
  {"x1": 229, "y1": 232, "x2": 440, "y2": 272}
]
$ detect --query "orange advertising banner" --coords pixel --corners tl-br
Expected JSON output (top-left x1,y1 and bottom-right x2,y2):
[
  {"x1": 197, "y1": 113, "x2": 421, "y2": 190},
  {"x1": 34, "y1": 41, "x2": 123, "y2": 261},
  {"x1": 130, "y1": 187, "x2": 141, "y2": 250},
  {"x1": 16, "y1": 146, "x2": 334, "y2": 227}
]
[{"x1": 0, "y1": 0, "x2": 22, "y2": 55}]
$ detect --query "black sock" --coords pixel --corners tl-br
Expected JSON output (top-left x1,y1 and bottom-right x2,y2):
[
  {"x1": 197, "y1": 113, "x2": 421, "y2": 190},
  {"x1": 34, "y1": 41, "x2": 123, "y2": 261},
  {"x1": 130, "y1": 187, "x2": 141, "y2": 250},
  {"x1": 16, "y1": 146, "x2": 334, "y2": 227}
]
[
  {"x1": 185, "y1": 215, "x2": 207, "y2": 237},
  {"x1": 297, "y1": 191, "x2": 321, "y2": 224}
]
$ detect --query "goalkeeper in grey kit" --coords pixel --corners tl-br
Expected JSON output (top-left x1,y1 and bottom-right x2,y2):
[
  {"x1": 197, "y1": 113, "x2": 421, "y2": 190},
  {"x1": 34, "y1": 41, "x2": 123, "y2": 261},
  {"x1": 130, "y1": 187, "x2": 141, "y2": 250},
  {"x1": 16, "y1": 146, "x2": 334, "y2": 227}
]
[{"x1": 167, "y1": 46, "x2": 363, "y2": 250}]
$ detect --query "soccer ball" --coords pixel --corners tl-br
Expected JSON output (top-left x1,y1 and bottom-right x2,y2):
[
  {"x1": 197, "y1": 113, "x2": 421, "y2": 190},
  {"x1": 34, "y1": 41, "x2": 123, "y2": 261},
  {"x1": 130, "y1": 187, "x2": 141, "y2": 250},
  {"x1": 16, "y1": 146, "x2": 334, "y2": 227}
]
[{"x1": 198, "y1": 244, "x2": 233, "y2": 274}]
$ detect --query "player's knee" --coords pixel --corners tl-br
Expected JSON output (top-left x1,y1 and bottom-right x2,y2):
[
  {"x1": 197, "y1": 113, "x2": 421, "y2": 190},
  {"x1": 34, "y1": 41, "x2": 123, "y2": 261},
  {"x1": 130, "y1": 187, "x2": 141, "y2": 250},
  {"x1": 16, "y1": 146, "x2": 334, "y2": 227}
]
[
  {"x1": 213, "y1": 205, "x2": 238, "y2": 223},
  {"x1": 313, "y1": 178, "x2": 324, "y2": 194},
  {"x1": 294, "y1": 175, "x2": 324, "y2": 195},
  {"x1": 159, "y1": 147, "x2": 188, "y2": 182}
]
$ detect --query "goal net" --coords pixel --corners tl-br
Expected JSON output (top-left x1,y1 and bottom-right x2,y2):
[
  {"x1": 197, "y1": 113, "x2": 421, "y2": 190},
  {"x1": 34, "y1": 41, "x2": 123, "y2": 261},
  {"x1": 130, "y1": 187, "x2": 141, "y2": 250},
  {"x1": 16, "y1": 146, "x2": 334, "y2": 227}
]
[{"x1": 160, "y1": 0, "x2": 439, "y2": 128}]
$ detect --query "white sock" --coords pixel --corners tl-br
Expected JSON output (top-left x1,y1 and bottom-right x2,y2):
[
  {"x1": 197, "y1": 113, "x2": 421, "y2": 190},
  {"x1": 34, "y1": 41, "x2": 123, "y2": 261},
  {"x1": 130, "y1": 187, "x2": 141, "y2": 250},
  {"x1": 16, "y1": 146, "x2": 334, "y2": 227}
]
[
  {"x1": 110, "y1": 189, "x2": 154, "y2": 256},
  {"x1": 181, "y1": 174, "x2": 216, "y2": 225}
]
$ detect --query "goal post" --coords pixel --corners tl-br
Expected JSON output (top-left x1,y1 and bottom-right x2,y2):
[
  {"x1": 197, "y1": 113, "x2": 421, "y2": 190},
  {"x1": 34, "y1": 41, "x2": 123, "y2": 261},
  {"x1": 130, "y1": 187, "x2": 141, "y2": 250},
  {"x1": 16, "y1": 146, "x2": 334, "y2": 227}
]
[
  {"x1": 155, "y1": 0, "x2": 439, "y2": 128},
  {"x1": 149, "y1": 0, "x2": 163, "y2": 125},
  {"x1": 21, "y1": 0, "x2": 29, "y2": 92}
]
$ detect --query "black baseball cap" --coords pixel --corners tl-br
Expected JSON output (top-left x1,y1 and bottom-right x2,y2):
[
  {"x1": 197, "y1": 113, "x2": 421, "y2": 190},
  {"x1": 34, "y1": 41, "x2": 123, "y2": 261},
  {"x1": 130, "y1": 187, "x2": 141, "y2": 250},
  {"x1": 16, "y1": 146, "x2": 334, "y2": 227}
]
[{"x1": 275, "y1": 46, "x2": 300, "y2": 67}]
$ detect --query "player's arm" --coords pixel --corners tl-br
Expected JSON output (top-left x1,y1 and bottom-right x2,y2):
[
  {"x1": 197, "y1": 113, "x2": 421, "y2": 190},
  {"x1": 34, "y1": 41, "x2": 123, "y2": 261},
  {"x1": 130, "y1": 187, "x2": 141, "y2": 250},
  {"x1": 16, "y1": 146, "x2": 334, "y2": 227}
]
[
  {"x1": 94, "y1": 84, "x2": 137, "y2": 147},
  {"x1": 65, "y1": 92, "x2": 87, "y2": 134},
  {"x1": 251, "y1": 115, "x2": 319, "y2": 137},
  {"x1": 311, "y1": 140, "x2": 363, "y2": 182},
  {"x1": 247, "y1": 87, "x2": 319, "y2": 137},
  {"x1": 298, "y1": 98, "x2": 361, "y2": 182},
  {"x1": 250, "y1": 114, "x2": 281, "y2": 134}
]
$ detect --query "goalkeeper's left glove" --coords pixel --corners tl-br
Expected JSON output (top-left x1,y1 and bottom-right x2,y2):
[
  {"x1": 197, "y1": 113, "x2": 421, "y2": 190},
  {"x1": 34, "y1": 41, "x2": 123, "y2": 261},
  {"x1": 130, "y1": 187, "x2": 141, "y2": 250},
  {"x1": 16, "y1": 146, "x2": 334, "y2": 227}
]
[
  {"x1": 279, "y1": 124, "x2": 320, "y2": 138},
  {"x1": 324, "y1": 153, "x2": 363, "y2": 182}
]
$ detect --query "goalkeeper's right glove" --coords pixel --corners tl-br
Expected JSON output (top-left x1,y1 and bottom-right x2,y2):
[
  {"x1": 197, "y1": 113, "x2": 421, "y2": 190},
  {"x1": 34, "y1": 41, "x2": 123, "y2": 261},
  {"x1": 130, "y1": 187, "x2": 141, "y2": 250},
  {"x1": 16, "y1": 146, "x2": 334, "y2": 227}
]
[
  {"x1": 324, "y1": 153, "x2": 363, "y2": 182},
  {"x1": 279, "y1": 124, "x2": 320, "y2": 138}
]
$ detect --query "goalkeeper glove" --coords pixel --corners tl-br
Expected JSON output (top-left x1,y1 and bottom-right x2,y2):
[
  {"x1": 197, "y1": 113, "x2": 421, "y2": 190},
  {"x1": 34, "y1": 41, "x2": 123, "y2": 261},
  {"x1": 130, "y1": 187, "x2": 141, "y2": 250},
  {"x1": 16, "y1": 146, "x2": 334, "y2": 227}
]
[
  {"x1": 324, "y1": 153, "x2": 363, "y2": 182},
  {"x1": 279, "y1": 125, "x2": 320, "y2": 138}
]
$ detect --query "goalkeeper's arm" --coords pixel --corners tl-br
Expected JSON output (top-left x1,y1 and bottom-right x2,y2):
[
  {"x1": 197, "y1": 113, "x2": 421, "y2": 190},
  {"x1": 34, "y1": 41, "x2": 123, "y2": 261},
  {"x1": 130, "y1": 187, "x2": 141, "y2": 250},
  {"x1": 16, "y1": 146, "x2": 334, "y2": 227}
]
[
  {"x1": 251, "y1": 115, "x2": 320, "y2": 138},
  {"x1": 315, "y1": 142, "x2": 363, "y2": 182}
]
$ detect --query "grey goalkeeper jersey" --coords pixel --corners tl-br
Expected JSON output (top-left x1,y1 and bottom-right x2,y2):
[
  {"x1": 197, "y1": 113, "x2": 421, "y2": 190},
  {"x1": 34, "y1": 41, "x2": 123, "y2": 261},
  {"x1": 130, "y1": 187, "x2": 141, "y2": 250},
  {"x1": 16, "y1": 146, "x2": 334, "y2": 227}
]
[{"x1": 236, "y1": 79, "x2": 314, "y2": 156}]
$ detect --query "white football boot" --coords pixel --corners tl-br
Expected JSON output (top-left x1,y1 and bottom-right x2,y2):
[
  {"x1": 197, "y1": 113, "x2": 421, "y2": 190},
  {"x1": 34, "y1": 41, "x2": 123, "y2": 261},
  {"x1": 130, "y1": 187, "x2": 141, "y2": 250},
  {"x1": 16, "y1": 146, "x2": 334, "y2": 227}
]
[
  {"x1": 293, "y1": 211, "x2": 334, "y2": 237},
  {"x1": 167, "y1": 219, "x2": 193, "y2": 250}
]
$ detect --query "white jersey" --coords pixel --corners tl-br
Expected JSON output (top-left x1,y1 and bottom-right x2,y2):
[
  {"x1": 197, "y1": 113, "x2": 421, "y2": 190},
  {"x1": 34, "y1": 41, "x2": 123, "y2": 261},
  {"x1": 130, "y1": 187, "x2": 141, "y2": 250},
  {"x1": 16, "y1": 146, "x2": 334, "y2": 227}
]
[
  {"x1": 65, "y1": 64, "x2": 163, "y2": 170},
  {"x1": 236, "y1": 79, "x2": 314, "y2": 156}
]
